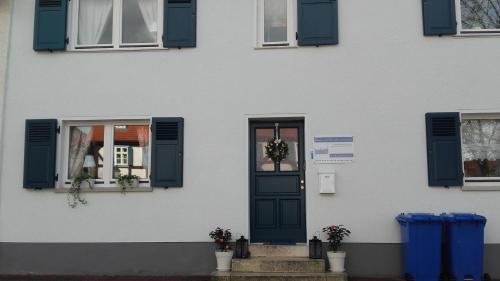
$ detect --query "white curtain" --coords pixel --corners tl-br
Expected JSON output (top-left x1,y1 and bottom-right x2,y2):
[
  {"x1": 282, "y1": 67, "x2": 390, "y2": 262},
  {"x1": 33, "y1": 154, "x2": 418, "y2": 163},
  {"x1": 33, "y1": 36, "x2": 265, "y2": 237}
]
[
  {"x1": 78, "y1": 0, "x2": 113, "y2": 45},
  {"x1": 136, "y1": 126, "x2": 150, "y2": 171},
  {"x1": 137, "y1": 0, "x2": 158, "y2": 34},
  {"x1": 68, "y1": 127, "x2": 94, "y2": 179}
]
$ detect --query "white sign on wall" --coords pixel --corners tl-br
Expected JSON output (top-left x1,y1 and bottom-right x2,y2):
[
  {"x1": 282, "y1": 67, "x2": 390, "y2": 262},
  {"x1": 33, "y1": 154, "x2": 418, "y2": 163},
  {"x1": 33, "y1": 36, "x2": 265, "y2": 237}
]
[{"x1": 313, "y1": 136, "x2": 354, "y2": 163}]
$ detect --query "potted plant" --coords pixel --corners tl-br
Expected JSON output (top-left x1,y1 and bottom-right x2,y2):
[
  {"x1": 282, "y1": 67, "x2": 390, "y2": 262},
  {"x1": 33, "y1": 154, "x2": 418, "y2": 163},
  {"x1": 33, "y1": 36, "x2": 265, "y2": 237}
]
[
  {"x1": 116, "y1": 174, "x2": 140, "y2": 193},
  {"x1": 209, "y1": 227, "x2": 233, "y2": 271},
  {"x1": 68, "y1": 174, "x2": 94, "y2": 208},
  {"x1": 323, "y1": 224, "x2": 351, "y2": 273}
]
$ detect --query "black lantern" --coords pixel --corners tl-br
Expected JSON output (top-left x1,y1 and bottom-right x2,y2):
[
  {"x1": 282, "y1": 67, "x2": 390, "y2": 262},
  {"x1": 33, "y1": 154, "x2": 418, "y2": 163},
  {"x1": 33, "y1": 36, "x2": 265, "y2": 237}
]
[
  {"x1": 235, "y1": 236, "x2": 249, "y2": 259},
  {"x1": 309, "y1": 236, "x2": 323, "y2": 259}
]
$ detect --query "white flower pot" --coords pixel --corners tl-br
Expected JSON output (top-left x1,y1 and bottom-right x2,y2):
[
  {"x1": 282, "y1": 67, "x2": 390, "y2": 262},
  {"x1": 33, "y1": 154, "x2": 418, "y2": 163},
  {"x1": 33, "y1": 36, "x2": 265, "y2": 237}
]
[
  {"x1": 123, "y1": 179, "x2": 139, "y2": 189},
  {"x1": 215, "y1": 251, "x2": 233, "y2": 272},
  {"x1": 79, "y1": 179, "x2": 95, "y2": 189},
  {"x1": 327, "y1": 251, "x2": 346, "y2": 273}
]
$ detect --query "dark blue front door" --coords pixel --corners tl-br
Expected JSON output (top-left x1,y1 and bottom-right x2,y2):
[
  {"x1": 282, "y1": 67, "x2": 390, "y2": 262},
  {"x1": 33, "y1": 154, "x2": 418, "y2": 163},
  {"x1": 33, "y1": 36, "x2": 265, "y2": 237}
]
[{"x1": 249, "y1": 120, "x2": 306, "y2": 244}]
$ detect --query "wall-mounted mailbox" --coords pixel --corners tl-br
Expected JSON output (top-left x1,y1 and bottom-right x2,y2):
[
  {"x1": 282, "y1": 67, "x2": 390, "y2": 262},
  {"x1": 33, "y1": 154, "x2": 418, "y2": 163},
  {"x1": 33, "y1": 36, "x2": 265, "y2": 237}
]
[{"x1": 319, "y1": 171, "x2": 336, "y2": 194}]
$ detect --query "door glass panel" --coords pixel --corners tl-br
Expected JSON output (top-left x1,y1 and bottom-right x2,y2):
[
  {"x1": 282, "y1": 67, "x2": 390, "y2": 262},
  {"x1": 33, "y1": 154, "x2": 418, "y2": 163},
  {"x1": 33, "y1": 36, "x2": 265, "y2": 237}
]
[
  {"x1": 68, "y1": 125, "x2": 105, "y2": 179},
  {"x1": 280, "y1": 128, "x2": 299, "y2": 171},
  {"x1": 264, "y1": 0, "x2": 288, "y2": 43},
  {"x1": 256, "y1": 128, "x2": 275, "y2": 172}
]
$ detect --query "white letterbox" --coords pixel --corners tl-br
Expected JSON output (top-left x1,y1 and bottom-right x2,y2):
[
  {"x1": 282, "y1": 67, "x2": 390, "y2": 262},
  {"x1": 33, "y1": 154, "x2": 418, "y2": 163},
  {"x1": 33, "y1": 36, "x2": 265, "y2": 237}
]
[{"x1": 319, "y1": 171, "x2": 336, "y2": 194}]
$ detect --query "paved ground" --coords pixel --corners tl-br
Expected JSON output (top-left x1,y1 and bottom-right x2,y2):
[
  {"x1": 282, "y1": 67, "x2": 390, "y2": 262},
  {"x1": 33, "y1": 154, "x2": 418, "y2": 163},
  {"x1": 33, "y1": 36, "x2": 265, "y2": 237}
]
[{"x1": 0, "y1": 276, "x2": 408, "y2": 281}]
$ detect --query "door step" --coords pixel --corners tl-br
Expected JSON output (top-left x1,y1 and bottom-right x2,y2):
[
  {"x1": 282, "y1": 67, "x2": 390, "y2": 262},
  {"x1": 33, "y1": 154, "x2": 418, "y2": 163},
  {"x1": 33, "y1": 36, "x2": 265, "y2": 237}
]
[
  {"x1": 249, "y1": 244, "x2": 308, "y2": 257},
  {"x1": 211, "y1": 272, "x2": 347, "y2": 281},
  {"x1": 232, "y1": 257, "x2": 325, "y2": 273}
]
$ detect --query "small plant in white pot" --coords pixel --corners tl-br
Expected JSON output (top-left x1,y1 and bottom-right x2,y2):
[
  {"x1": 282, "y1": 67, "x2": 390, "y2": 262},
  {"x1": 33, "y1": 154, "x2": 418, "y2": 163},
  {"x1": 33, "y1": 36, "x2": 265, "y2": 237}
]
[
  {"x1": 116, "y1": 174, "x2": 140, "y2": 193},
  {"x1": 323, "y1": 224, "x2": 351, "y2": 273},
  {"x1": 209, "y1": 227, "x2": 233, "y2": 272}
]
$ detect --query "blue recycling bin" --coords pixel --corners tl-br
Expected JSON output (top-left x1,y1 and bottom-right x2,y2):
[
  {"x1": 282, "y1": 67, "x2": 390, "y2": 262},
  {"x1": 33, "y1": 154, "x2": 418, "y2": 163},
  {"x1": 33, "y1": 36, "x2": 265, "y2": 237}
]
[
  {"x1": 396, "y1": 213, "x2": 443, "y2": 281},
  {"x1": 442, "y1": 213, "x2": 487, "y2": 281}
]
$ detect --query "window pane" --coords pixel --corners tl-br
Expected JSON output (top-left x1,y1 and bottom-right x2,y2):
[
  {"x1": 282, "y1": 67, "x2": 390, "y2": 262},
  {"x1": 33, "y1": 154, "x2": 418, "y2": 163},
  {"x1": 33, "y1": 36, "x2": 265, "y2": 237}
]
[
  {"x1": 122, "y1": 0, "x2": 158, "y2": 44},
  {"x1": 462, "y1": 119, "x2": 500, "y2": 178},
  {"x1": 256, "y1": 129, "x2": 275, "y2": 172},
  {"x1": 279, "y1": 128, "x2": 299, "y2": 171},
  {"x1": 113, "y1": 125, "x2": 150, "y2": 179},
  {"x1": 68, "y1": 126, "x2": 105, "y2": 179},
  {"x1": 461, "y1": 0, "x2": 500, "y2": 30},
  {"x1": 78, "y1": 0, "x2": 113, "y2": 45},
  {"x1": 264, "y1": 0, "x2": 288, "y2": 42}
]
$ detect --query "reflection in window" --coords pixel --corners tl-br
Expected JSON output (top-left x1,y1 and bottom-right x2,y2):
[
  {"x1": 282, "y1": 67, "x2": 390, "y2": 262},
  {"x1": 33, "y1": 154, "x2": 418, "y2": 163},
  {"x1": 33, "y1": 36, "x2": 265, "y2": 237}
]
[
  {"x1": 461, "y1": 0, "x2": 500, "y2": 30},
  {"x1": 462, "y1": 119, "x2": 500, "y2": 178},
  {"x1": 279, "y1": 128, "x2": 299, "y2": 171},
  {"x1": 113, "y1": 125, "x2": 150, "y2": 179},
  {"x1": 256, "y1": 128, "x2": 275, "y2": 172},
  {"x1": 264, "y1": 0, "x2": 288, "y2": 42},
  {"x1": 68, "y1": 125, "x2": 105, "y2": 179}
]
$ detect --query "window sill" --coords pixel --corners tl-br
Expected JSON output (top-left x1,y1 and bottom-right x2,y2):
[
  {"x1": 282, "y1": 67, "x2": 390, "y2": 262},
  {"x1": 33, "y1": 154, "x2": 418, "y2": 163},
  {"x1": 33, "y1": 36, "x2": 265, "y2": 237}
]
[
  {"x1": 254, "y1": 45, "x2": 298, "y2": 50},
  {"x1": 55, "y1": 186, "x2": 153, "y2": 193},
  {"x1": 462, "y1": 182, "x2": 500, "y2": 191},
  {"x1": 68, "y1": 46, "x2": 168, "y2": 53},
  {"x1": 453, "y1": 33, "x2": 500, "y2": 38}
]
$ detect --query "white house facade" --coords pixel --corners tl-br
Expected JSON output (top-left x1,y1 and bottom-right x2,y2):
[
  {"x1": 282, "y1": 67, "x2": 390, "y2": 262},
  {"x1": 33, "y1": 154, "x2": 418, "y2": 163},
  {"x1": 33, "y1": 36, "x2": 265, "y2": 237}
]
[
  {"x1": 0, "y1": 0, "x2": 12, "y2": 169},
  {"x1": 1, "y1": 0, "x2": 500, "y2": 278}
]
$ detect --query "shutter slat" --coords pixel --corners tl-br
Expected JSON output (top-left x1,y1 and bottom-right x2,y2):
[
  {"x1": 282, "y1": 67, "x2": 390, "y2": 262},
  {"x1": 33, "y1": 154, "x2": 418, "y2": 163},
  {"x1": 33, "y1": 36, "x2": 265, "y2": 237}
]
[
  {"x1": 151, "y1": 118, "x2": 184, "y2": 187},
  {"x1": 426, "y1": 113, "x2": 463, "y2": 187},
  {"x1": 163, "y1": 0, "x2": 197, "y2": 48},
  {"x1": 24, "y1": 119, "x2": 58, "y2": 189},
  {"x1": 33, "y1": 0, "x2": 68, "y2": 51},
  {"x1": 298, "y1": 0, "x2": 338, "y2": 46},
  {"x1": 422, "y1": 0, "x2": 457, "y2": 36}
]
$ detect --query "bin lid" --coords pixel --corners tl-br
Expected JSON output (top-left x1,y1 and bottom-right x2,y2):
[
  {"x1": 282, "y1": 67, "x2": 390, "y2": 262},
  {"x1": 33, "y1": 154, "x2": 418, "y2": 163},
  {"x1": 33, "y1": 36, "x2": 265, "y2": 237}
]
[
  {"x1": 396, "y1": 213, "x2": 442, "y2": 223},
  {"x1": 441, "y1": 213, "x2": 487, "y2": 223}
]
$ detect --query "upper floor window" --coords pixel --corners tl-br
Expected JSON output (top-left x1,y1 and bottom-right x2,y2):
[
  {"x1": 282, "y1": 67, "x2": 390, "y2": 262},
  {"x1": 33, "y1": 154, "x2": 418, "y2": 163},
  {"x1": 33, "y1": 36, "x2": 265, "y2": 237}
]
[
  {"x1": 457, "y1": 0, "x2": 500, "y2": 34},
  {"x1": 257, "y1": 0, "x2": 296, "y2": 47},
  {"x1": 71, "y1": 0, "x2": 163, "y2": 49}
]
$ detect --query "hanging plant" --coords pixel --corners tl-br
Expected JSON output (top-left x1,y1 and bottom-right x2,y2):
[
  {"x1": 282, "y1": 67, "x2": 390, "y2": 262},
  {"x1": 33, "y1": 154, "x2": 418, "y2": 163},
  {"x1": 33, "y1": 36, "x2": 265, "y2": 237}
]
[
  {"x1": 67, "y1": 175, "x2": 94, "y2": 208},
  {"x1": 265, "y1": 137, "x2": 289, "y2": 162}
]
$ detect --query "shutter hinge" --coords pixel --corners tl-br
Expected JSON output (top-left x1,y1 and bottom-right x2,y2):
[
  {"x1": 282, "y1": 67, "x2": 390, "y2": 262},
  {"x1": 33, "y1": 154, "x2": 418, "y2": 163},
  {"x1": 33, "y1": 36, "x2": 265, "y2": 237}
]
[
  {"x1": 296, "y1": 32, "x2": 298, "y2": 40},
  {"x1": 65, "y1": 38, "x2": 69, "y2": 45},
  {"x1": 55, "y1": 174, "x2": 59, "y2": 182},
  {"x1": 56, "y1": 126, "x2": 61, "y2": 134}
]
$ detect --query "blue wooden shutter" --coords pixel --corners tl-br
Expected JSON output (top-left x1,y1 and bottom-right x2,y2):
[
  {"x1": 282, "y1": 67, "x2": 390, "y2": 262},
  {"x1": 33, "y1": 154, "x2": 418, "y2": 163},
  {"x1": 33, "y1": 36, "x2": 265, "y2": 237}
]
[
  {"x1": 422, "y1": 0, "x2": 457, "y2": 36},
  {"x1": 33, "y1": 0, "x2": 68, "y2": 51},
  {"x1": 163, "y1": 0, "x2": 197, "y2": 48},
  {"x1": 298, "y1": 0, "x2": 338, "y2": 46},
  {"x1": 23, "y1": 119, "x2": 58, "y2": 189},
  {"x1": 426, "y1": 113, "x2": 463, "y2": 187},
  {"x1": 151, "y1": 118, "x2": 184, "y2": 187}
]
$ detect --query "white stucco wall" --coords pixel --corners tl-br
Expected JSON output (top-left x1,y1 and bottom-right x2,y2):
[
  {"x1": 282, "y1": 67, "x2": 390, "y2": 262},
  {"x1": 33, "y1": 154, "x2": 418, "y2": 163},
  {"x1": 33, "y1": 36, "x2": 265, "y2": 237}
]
[
  {"x1": 0, "y1": 0, "x2": 12, "y2": 188},
  {"x1": 1, "y1": 0, "x2": 500, "y2": 244}
]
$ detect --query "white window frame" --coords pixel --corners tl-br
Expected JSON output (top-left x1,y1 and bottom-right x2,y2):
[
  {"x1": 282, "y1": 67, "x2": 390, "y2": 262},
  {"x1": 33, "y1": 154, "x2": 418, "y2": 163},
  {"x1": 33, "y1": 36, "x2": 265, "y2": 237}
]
[
  {"x1": 59, "y1": 120, "x2": 151, "y2": 191},
  {"x1": 114, "y1": 146, "x2": 129, "y2": 166},
  {"x1": 256, "y1": 0, "x2": 297, "y2": 48},
  {"x1": 461, "y1": 113, "x2": 500, "y2": 190},
  {"x1": 69, "y1": 0, "x2": 164, "y2": 50},
  {"x1": 455, "y1": 0, "x2": 500, "y2": 35}
]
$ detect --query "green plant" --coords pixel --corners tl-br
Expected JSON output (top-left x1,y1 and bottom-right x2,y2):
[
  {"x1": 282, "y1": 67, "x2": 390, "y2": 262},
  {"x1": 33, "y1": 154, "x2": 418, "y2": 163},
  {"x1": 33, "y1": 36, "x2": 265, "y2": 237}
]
[
  {"x1": 209, "y1": 227, "x2": 232, "y2": 251},
  {"x1": 67, "y1": 175, "x2": 94, "y2": 208},
  {"x1": 322, "y1": 224, "x2": 351, "y2": 252},
  {"x1": 116, "y1": 174, "x2": 140, "y2": 193}
]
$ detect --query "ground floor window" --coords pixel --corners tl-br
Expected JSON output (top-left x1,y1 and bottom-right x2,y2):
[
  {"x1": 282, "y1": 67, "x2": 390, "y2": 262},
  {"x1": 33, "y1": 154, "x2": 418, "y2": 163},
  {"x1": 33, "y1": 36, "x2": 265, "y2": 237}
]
[
  {"x1": 457, "y1": 0, "x2": 500, "y2": 34},
  {"x1": 63, "y1": 120, "x2": 150, "y2": 188},
  {"x1": 462, "y1": 115, "x2": 500, "y2": 182}
]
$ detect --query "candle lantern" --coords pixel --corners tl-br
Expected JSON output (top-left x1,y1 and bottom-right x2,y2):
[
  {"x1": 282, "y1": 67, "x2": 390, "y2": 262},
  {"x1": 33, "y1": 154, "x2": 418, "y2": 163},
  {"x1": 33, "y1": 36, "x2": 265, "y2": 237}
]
[
  {"x1": 309, "y1": 236, "x2": 323, "y2": 259},
  {"x1": 235, "y1": 236, "x2": 249, "y2": 259}
]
